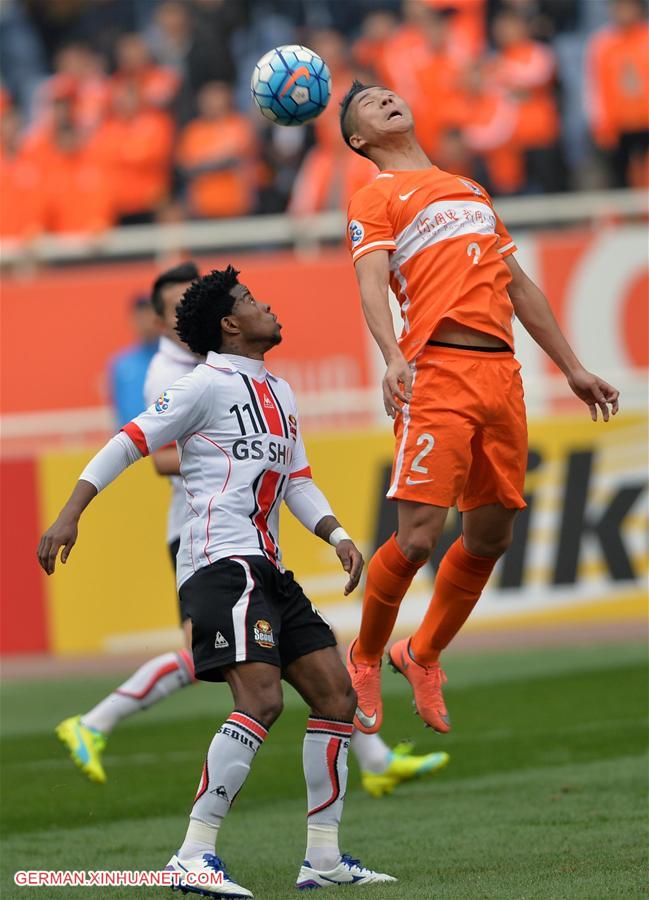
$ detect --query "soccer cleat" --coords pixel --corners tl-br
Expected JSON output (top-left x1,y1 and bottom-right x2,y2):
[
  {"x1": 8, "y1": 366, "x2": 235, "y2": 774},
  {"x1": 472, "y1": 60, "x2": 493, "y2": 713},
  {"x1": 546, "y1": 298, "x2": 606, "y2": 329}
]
[
  {"x1": 165, "y1": 853, "x2": 253, "y2": 898},
  {"x1": 55, "y1": 715, "x2": 107, "y2": 784},
  {"x1": 388, "y1": 638, "x2": 451, "y2": 733},
  {"x1": 360, "y1": 740, "x2": 450, "y2": 797},
  {"x1": 296, "y1": 854, "x2": 397, "y2": 889},
  {"x1": 346, "y1": 639, "x2": 382, "y2": 734}
]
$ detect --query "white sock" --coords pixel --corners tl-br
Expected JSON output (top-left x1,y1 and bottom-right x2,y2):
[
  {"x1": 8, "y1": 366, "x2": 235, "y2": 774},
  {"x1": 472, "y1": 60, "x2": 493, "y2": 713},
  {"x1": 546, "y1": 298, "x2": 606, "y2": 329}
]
[
  {"x1": 81, "y1": 650, "x2": 195, "y2": 734},
  {"x1": 179, "y1": 711, "x2": 268, "y2": 860},
  {"x1": 350, "y1": 730, "x2": 391, "y2": 774},
  {"x1": 303, "y1": 716, "x2": 353, "y2": 871},
  {"x1": 178, "y1": 819, "x2": 219, "y2": 862}
]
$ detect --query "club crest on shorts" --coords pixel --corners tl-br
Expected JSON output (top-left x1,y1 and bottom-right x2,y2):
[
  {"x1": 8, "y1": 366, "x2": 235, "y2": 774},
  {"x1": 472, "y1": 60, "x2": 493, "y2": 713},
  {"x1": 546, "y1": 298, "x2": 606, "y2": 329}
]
[
  {"x1": 254, "y1": 619, "x2": 275, "y2": 648},
  {"x1": 154, "y1": 391, "x2": 171, "y2": 413},
  {"x1": 348, "y1": 219, "x2": 364, "y2": 246}
]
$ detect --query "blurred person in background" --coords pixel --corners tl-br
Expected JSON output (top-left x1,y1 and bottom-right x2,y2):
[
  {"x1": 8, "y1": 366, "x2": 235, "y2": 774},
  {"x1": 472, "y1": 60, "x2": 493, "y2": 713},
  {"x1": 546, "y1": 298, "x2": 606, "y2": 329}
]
[
  {"x1": 0, "y1": 104, "x2": 44, "y2": 244},
  {"x1": 146, "y1": 0, "x2": 239, "y2": 123},
  {"x1": 111, "y1": 31, "x2": 179, "y2": 110},
  {"x1": 34, "y1": 42, "x2": 109, "y2": 137},
  {"x1": 424, "y1": 0, "x2": 486, "y2": 58},
  {"x1": 411, "y1": 7, "x2": 467, "y2": 159},
  {"x1": 58, "y1": 265, "x2": 200, "y2": 786},
  {"x1": 108, "y1": 294, "x2": 159, "y2": 429},
  {"x1": 459, "y1": 61, "x2": 525, "y2": 195},
  {"x1": 90, "y1": 82, "x2": 173, "y2": 225},
  {"x1": 177, "y1": 80, "x2": 257, "y2": 218},
  {"x1": 489, "y1": 6, "x2": 563, "y2": 193},
  {"x1": 23, "y1": 87, "x2": 115, "y2": 236},
  {"x1": 586, "y1": 0, "x2": 649, "y2": 188}
]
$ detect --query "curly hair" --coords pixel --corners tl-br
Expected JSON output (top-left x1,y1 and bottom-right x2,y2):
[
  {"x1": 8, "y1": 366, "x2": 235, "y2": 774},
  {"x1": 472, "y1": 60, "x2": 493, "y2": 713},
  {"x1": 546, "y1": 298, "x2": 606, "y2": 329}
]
[{"x1": 175, "y1": 265, "x2": 240, "y2": 355}]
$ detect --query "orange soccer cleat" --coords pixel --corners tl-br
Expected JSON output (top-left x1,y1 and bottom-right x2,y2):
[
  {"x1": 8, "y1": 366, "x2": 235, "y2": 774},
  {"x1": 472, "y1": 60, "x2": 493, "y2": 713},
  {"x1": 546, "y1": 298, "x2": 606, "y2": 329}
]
[
  {"x1": 388, "y1": 638, "x2": 450, "y2": 733},
  {"x1": 346, "y1": 639, "x2": 383, "y2": 734}
]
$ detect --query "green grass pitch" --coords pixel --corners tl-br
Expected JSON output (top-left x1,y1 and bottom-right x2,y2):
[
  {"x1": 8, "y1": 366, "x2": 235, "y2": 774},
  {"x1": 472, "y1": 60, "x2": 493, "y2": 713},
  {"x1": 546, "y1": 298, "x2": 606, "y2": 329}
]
[{"x1": 1, "y1": 641, "x2": 647, "y2": 899}]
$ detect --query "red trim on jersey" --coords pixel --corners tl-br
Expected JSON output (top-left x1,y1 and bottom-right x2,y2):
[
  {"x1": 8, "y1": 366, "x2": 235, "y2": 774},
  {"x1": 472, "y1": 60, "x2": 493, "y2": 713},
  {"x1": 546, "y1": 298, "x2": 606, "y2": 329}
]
[
  {"x1": 229, "y1": 711, "x2": 268, "y2": 742},
  {"x1": 193, "y1": 757, "x2": 209, "y2": 804},
  {"x1": 121, "y1": 422, "x2": 149, "y2": 456},
  {"x1": 205, "y1": 364, "x2": 234, "y2": 372},
  {"x1": 195, "y1": 433, "x2": 233, "y2": 491},
  {"x1": 289, "y1": 466, "x2": 312, "y2": 480},
  {"x1": 308, "y1": 737, "x2": 342, "y2": 817},
  {"x1": 254, "y1": 469, "x2": 282, "y2": 559},
  {"x1": 251, "y1": 380, "x2": 284, "y2": 436},
  {"x1": 115, "y1": 660, "x2": 179, "y2": 700}
]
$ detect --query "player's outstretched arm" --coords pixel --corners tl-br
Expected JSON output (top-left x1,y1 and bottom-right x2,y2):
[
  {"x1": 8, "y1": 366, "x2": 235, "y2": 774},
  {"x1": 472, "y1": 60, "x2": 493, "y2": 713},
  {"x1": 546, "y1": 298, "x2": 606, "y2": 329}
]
[
  {"x1": 505, "y1": 255, "x2": 619, "y2": 421},
  {"x1": 355, "y1": 250, "x2": 412, "y2": 418},
  {"x1": 37, "y1": 431, "x2": 143, "y2": 575}
]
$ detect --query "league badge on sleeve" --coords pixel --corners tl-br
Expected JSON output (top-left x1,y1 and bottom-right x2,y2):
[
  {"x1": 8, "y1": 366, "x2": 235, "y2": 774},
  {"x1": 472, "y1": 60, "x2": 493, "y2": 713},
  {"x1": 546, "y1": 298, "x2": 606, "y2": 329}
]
[
  {"x1": 155, "y1": 391, "x2": 171, "y2": 413},
  {"x1": 349, "y1": 220, "x2": 365, "y2": 247}
]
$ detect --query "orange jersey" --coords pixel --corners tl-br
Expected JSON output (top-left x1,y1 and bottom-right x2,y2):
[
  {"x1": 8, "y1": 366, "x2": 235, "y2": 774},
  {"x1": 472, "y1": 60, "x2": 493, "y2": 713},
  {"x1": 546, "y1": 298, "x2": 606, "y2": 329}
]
[{"x1": 346, "y1": 167, "x2": 517, "y2": 361}]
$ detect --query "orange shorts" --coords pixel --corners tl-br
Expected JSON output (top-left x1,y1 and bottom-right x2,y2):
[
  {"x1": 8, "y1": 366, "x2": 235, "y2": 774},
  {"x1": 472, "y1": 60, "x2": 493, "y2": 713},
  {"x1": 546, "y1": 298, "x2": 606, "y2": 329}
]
[{"x1": 387, "y1": 345, "x2": 528, "y2": 511}]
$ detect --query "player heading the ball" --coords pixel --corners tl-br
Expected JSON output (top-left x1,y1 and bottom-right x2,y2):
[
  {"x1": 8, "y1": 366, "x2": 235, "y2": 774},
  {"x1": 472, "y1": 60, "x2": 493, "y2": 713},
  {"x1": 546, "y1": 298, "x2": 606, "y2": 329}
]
[{"x1": 339, "y1": 80, "x2": 620, "y2": 738}]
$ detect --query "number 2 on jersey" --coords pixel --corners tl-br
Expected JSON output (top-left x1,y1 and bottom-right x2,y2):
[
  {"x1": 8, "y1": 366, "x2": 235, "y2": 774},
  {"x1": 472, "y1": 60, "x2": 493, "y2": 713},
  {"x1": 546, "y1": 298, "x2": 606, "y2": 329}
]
[
  {"x1": 411, "y1": 433, "x2": 435, "y2": 474},
  {"x1": 467, "y1": 241, "x2": 481, "y2": 265}
]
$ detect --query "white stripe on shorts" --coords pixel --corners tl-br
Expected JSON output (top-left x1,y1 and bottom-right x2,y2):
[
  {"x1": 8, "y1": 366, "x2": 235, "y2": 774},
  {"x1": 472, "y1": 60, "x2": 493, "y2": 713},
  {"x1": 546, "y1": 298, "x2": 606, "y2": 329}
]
[
  {"x1": 387, "y1": 361, "x2": 417, "y2": 498},
  {"x1": 230, "y1": 557, "x2": 255, "y2": 662}
]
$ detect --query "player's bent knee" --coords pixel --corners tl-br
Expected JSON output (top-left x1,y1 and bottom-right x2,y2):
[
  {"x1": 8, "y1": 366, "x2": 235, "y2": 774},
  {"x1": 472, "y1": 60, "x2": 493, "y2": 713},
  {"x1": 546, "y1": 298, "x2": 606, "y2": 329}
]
[
  {"x1": 243, "y1": 693, "x2": 284, "y2": 728},
  {"x1": 464, "y1": 532, "x2": 512, "y2": 559},
  {"x1": 400, "y1": 532, "x2": 437, "y2": 562}
]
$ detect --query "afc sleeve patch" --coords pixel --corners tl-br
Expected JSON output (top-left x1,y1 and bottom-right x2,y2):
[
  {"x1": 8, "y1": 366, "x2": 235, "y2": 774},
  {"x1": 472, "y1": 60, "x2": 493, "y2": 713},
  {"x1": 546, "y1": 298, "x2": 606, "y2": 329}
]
[
  {"x1": 348, "y1": 220, "x2": 365, "y2": 247},
  {"x1": 154, "y1": 391, "x2": 172, "y2": 413}
]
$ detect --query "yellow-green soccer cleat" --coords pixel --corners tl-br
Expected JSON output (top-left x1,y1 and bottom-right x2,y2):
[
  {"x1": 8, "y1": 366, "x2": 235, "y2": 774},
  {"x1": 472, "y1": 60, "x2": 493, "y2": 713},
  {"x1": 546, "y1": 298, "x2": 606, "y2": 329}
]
[
  {"x1": 360, "y1": 741, "x2": 450, "y2": 798},
  {"x1": 55, "y1": 715, "x2": 107, "y2": 784}
]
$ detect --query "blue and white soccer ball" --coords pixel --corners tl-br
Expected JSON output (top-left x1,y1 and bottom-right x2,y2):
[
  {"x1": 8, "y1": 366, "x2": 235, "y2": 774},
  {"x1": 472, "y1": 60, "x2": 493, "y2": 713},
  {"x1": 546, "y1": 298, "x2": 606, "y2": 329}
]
[{"x1": 251, "y1": 45, "x2": 332, "y2": 126}]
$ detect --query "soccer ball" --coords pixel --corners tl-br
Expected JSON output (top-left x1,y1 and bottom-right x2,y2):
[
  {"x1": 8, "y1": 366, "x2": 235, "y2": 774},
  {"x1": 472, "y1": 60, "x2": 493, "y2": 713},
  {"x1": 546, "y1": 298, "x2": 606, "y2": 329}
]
[{"x1": 250, "y1": 45, "x2": 332, "y2": 126}]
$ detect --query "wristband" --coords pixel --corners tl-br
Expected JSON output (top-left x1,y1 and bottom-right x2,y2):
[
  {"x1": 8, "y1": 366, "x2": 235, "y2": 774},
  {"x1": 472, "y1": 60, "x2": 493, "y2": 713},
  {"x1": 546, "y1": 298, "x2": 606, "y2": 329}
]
[{"x1": 329, "y1": 527, "x2": 351, "y2": 547}]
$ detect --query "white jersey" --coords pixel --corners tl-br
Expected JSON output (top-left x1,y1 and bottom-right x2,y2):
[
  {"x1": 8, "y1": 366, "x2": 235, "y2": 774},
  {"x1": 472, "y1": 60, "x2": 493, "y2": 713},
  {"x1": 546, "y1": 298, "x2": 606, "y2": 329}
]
[
  {"x1": 124, "y1": 352, "x2": 313, "y2": 589},
  {"x1": 143, "y1": 336, "x2": 201, "y2": 544}
]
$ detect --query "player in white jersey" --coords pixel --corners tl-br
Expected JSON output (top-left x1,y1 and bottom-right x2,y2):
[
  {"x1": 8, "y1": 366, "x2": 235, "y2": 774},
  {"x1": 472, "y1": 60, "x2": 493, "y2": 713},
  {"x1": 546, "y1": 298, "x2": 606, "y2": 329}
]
[
  {"x1": 38, "y1": 266, "x2": 395, "y2": 896},
  {"x1": 55, "y1": 263, "x2": 203, "y2": 785},
  {"x1": 56, "y1": 262, "x2": 449, "y2": 796}
]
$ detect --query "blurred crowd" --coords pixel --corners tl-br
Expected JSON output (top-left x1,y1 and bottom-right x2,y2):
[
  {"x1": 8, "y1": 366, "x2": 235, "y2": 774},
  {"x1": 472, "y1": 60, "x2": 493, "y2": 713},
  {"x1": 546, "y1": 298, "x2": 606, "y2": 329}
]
[{"x1": 1, "y1": 0, "x2": 647, "y2": 243}]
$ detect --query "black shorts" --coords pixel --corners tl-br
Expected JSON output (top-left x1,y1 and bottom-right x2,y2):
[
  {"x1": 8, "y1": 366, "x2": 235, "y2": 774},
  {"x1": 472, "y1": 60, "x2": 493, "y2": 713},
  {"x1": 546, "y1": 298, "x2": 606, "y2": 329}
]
[
  {"x1": 168, "y1": 538, "x2": 188, "y2": 624},
  {"x1": 179, "y1": 556, "x2": 337, "y2": 682}
]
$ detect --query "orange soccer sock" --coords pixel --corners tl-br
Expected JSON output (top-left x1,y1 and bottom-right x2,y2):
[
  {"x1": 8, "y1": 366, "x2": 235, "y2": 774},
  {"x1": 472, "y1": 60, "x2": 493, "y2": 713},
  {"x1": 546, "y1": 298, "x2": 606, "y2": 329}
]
[
  {"x1": 355, "y1": 534, "x2": 426, "y2": 665},
  {"x1": 410, "y1": 538, "x2": 497, "y2": 665}
]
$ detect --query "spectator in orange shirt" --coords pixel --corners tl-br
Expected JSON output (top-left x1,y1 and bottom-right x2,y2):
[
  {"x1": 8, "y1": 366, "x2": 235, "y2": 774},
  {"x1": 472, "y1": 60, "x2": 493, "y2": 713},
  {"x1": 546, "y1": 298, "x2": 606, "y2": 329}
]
[
  {"x1": 411, "y1": 8, "x2": 468, "y2": 157},
  {"x1": 176, "y1": 81, "x2": 256, "y2": 219},
  {"x1": 353, "y1": 10, "x2": 400, "y2": 88},
  {"x1": 0, "y1": 107, "x2": 44, "y2": 243},
  {"x1": 112, "y1": 33, "x2": 179, "y2": 111},
  {"x1": 490, "y1": 8, "x2": 563, "y2": 192},
  {"x1": 459, "y1": 63, "x2": 525, "y2": 195},
  {"x1": 36, "y1": 117, "x2": 114, "y2": 236},
  {"x1": 91, "y1": 84, "x2": 174, "y2": 225},
  {"x1": 586, "y1": 0, "x2": 649, "y2": 187},
  {"x1": 422, "y1": 0, "x2": 486, "y2": 58},
  {"x1": 34, "y1": 44, "x2": 110, "y2": 138}
]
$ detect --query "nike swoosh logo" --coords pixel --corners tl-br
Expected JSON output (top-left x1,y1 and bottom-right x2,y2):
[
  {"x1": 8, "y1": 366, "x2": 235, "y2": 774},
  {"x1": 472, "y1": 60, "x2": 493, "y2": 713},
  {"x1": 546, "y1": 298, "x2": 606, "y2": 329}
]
[
  {"x1": 355, "y1": 708, "x2": 377, "y2": 729},
  {"x1": 321, "y1": 874, "x2": 364, "y2": 884},
  {"x1": 73, "y1": 723, "x2": 90, "y2": 764},
  {"x1": 399, "y1": 188, "x2": 420, "y2": 201},
  {"x1": 406, "y1": 477, "x2": 433, "y2": 485},
  {"x1": 280, "y1": 66, "x2": 310, "y2": 97}
]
